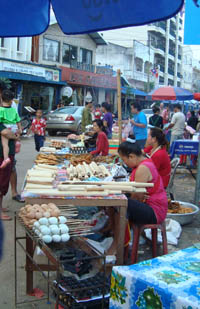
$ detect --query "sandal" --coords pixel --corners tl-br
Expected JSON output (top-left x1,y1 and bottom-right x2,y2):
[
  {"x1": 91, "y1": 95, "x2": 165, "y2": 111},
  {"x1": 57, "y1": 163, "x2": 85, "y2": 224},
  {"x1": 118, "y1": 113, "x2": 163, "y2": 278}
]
[
  {"x1": 0, "y1": 158, "x2": 11, "y2": 169},
  {"x1": 1, "y1": 213, "x2": 12, "y2": 221},
  {"x1": 12, "y1": 195, "x2": 25, "y2": 203}
]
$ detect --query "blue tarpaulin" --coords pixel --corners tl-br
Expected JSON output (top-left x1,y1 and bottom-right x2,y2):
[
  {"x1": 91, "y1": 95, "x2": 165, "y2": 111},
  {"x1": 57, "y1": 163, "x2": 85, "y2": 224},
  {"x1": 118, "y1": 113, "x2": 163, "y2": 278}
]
[
  {"x1": 0, "y1": 0, "x2": 184, "y2": 37},
  {"x1": 121, "y1": 86, "x2": 147, "y2": 97}
]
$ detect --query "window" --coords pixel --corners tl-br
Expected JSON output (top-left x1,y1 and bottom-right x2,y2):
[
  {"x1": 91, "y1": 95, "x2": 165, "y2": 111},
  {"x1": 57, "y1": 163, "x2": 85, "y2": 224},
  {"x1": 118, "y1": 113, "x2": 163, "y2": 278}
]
[
  {"x1": 80, "y1": 48, "x2": 93, "y2": 64},
  {"x1": 62, "y1": 44, "x2": 77, "y2": 64},
  {"x1": 135, "y1": 58, "x2": 143, "y2": 72},
  {"x1": 1, "y1": 38, "x2": 4, "y2": 48},
  {"x1": 43, "y1": 38, "x2": 60, "y2": 62},
  {"x1": 17, "y1": 38, "x2": 20, "y2": 51}
]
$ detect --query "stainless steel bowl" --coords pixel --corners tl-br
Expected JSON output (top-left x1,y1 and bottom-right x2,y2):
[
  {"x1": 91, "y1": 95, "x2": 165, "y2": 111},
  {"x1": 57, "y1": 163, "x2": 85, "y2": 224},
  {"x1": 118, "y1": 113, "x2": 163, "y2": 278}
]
[{"x1": 167, "y1": 201, "x2": 199, "y2": 225}]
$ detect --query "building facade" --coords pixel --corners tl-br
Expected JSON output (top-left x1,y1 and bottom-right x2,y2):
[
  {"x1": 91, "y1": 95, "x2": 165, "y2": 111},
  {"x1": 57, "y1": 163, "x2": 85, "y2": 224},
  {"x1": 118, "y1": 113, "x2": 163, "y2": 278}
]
[
  {"x1": 37, "y1": 23, "x2": 118, "y2": 108},
  {"x1": 0, "y1": 37, "x2": 65, "y2": 115},
  {"x1": 99, "y1": 13, "x2": 184, "y2": 89}
]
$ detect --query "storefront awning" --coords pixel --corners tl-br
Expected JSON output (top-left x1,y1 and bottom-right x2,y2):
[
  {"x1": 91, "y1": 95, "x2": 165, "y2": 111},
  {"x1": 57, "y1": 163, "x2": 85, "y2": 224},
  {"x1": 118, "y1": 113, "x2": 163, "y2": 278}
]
[
  {"x1": 0, "y1": 71, "x2": 66, "y2": 86},
  {"x1": 121, "y1": 86, "x2": 147, "y2": 97}
]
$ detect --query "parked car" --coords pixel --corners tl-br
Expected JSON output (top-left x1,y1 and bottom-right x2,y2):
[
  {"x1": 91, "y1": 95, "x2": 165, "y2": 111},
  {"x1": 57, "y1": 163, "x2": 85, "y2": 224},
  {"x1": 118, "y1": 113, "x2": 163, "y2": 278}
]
[
  {"x1": 143, "y1": 108, "x2": 153, "y2": 123},
  {"x1": 46, "y1": 106, "x2": 84, "y2": 136}
]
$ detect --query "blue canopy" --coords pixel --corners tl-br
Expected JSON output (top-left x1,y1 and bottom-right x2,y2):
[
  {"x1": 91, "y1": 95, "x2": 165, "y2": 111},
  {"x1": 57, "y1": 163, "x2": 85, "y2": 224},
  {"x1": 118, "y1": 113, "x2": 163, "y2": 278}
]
[
  {"x1": 0, "y1": 0, "x2": 184, "y2": 36},
  {"x1": 121, "y1": 86, "x2": 147, "y2": 97}
]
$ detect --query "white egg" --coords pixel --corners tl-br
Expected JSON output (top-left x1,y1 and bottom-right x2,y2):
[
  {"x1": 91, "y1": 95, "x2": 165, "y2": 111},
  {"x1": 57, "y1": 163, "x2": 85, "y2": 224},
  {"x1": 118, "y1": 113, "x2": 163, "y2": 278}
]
[
  {"x1": 51, "y1": 226, "x2": 60, "y2": 235},
  {"x1": 52, "y1": 235, "x2": 61, "y2": 243},
  {"x1": 39, "y1": 218, "x2": 49, "y2": 226},
  {"x1": 58, "y1": 216, "x2": 67, "y2": 224},
  {"x1": 61, "y1": 233, "x2": 70, "y2": 242},
  {"x1": 41, "y1": 226, "x2": 51, "y2": 235},
  {"x1": 33, "y1": 221, "x2": 40, "y2": 228},
  {"x1": 48, "y1": 217, "x2": 58, "y2": 225},
  {"x1": 42, "y1": 235, "x2": 52, "y2": 243},
  {"x1": 39, "y1": 233, "x2": 43, "y2": 238},
  {"x1": 60, "y1": 225, "x2": 69, "y2": 234},
  {"x1": 39, "y1": 225, "x2": 48, "y2": 232},
  {"x1": 35, "y1": 229, "x2": 40, "y2": 236}
]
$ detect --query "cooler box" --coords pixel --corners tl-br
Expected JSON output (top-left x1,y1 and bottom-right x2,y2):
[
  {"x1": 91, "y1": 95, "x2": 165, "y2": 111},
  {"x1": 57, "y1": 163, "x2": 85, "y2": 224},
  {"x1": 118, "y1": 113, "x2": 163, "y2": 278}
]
[{"x1": 109, "y1": 139, "x2": 120, "y2": 154}]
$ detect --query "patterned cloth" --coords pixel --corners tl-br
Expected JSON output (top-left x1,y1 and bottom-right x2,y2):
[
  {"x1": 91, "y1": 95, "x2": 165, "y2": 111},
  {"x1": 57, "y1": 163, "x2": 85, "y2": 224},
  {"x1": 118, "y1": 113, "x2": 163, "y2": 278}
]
[
  {"x1": 31, "y1": 118, "x2": 46, "y2": 136},
  {"x1": 110, "y1": 246, "x2": 200, "y2": 309}
]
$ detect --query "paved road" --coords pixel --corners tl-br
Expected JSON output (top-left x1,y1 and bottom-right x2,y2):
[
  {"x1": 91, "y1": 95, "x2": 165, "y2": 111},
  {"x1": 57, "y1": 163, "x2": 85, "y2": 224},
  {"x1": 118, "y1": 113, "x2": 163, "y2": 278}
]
[{"x1": 0, "y1": 137, "x2": 199, "y2": 308}]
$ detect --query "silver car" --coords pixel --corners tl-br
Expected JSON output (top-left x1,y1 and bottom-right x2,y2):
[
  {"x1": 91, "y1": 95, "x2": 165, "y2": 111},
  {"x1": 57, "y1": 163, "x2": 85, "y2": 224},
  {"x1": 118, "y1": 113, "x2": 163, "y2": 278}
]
[
  {"x1": 143, "y1": 108, "x2": 153, "y2": 123},
  {"x1": 46, "y1": 106, "x2": 84, "y2": 136}
]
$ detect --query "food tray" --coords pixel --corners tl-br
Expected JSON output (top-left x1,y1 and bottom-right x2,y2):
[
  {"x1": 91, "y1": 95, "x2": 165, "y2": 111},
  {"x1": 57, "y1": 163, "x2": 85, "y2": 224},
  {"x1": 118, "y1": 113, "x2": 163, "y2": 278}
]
[{"x1": 167, "y1": 201, "x2": 199, "y2": 225}]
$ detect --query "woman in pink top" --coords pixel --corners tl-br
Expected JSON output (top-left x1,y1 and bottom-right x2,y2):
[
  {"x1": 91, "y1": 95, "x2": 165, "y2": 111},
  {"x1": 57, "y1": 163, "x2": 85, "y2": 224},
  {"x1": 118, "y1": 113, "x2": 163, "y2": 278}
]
[
  {"x1": 120, "y1": 141, "x2": 168, "y2": 224},
  {"x1": 106, "y1": 141, "x2": 168, "y2": 255}
]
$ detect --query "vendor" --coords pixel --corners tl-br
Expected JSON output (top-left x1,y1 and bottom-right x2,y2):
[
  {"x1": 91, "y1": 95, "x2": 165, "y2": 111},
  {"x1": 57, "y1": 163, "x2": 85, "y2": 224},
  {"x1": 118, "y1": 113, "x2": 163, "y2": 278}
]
[
  {"x1": 106, "y1": 141, "x2": 168, "y2": 255},
  {"x1": 91, "y1": 120, "x2": 109, "y2": 156},
  {"x1": 144, "y1": 127, "x2": 171, "y2": 188}
]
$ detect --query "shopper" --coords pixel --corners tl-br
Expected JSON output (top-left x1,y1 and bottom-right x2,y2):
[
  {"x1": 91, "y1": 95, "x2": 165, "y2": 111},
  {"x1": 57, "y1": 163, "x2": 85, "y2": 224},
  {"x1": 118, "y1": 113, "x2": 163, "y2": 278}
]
[
  {"x1": 162, "y1": 105, "x2": 170, "y2": 125},
  {"x1": 106, "y1": 141, "x2": 167, "y2": 255},
  {"x1": 0, "y1": 123, "x2": 18, "y2": 220},
  {"x1": 0, "y1": 90, "x2": 21, "y2": 168},
  {"x1": 130, "y1": 102, "x2": 147, "y2": 149},
  {"x1": 149, "y1": 107, "x2": 163, "y2": 129},
  {"x1": 94, "y1": 104, "x2": 102, "y2": 120},
  {"x1": 102, "y1": 102, "x2": 113, "y2": 139},
  {"x1": 187, "y1": 111, "x2": 198, "y2": 131},
  {"x1": 144, "y1": 128, "x2": 171, "y2": 188},
  {"x1": 28, "y1": 109, "x2": 46, "y2": 152},
  {"x1": 91, "y1": 119, "x2": 109, "y2": 156},
  {"x1": 0, "y1": 81, "x2": 24, "y2": 203},
  {"x1": 81, "y1": 101, "x2": 93, "y2": 132},
  {"x1": 167, "y1": 104, "x2": 185, "y2": 145}
]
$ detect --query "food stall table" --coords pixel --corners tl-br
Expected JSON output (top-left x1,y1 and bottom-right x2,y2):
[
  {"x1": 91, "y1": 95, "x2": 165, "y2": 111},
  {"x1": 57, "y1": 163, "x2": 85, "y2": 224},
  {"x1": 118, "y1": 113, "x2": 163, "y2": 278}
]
[{"x1": 109, "y1": 245, "x2": 200, "y2": 309}]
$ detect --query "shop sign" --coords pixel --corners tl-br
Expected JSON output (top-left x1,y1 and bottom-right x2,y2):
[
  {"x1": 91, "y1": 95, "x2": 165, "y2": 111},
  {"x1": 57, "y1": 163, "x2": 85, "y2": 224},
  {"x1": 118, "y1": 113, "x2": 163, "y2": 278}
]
[
  {"x1": 61, "y1": 67, "x2": 117, "y2": 89},
  {"x1": 0, "y1": 60, "x2": 60, "y2": 82}
]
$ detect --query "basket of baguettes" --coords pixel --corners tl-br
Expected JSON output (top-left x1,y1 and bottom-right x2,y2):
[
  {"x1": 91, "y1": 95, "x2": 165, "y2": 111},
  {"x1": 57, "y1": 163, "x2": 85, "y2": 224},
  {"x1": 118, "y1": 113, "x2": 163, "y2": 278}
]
[{"x1": 167, "y1": 200, "x2": 199, "y2": 225}]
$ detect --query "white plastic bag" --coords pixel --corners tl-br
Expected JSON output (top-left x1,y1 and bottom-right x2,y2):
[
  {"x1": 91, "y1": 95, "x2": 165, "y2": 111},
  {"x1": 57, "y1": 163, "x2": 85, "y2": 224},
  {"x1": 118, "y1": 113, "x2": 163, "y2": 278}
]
[
  {"x1": 122, "y1": 121, "x2": 132, "y2": 139},
  {"x1": 144, "y1": 219, "x2": 182, "y2": 246}
]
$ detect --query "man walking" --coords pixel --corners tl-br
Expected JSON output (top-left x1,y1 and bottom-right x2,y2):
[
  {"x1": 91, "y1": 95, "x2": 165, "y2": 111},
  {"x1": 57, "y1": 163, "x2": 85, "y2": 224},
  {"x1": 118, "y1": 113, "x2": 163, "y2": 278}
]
[
  {"x1": 130, "y1": 102, "x2": 147, "y2": 149},
  {"x1": 167, "y1": 104, "x2": 185, "y2": 145}
]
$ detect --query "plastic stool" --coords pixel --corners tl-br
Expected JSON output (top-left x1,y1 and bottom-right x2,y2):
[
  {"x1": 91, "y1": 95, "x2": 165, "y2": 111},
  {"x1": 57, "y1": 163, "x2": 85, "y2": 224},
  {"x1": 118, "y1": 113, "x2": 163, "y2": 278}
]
[{"x1": 130, "y1": 221, "x2": 168, "y2": 264}]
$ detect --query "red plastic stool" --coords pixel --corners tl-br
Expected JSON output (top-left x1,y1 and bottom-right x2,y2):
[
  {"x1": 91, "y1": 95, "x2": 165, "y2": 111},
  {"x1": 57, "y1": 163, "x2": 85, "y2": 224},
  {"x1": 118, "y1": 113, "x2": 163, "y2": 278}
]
[{"x1": 129, "y1": 221, "x2": 168, "y2": 264}]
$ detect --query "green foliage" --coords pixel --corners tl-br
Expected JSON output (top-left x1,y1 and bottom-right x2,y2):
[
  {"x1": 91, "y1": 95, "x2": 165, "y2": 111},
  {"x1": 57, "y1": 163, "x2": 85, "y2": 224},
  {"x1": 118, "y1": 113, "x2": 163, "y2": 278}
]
[{"x1": 0, "y1": 78, "x2": 12, "y2": 89}]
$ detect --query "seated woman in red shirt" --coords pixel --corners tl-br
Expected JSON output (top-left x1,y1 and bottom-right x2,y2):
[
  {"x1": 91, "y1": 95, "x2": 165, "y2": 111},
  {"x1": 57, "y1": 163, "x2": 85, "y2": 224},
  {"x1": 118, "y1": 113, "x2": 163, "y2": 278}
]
[
  {"x1": 91, "y1": 119, "x2": 109, "y2": 156},
  {"x1": 144, "y1": 127, "x2": 171, "y2": 188}
]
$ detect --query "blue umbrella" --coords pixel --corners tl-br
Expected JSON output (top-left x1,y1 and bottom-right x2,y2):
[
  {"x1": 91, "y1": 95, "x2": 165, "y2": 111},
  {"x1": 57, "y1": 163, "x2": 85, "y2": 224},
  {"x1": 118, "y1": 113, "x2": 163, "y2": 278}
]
[{"x1": 0, "y1": 0, "x2": 184, "y2": 37}]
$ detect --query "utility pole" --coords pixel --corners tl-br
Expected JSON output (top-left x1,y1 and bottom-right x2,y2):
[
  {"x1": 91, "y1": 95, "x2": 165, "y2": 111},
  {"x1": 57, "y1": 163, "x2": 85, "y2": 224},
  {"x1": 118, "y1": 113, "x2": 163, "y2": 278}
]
[{"x1": 147, "y1": 38, "x2": 151, "y2": 93}]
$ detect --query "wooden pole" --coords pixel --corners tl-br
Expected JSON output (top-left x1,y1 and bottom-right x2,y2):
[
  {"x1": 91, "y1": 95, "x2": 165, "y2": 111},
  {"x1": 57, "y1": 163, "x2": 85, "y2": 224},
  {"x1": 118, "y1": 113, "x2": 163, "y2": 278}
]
[{"x1": 117, "y1": 69, "x2": 122, "y2": 144}]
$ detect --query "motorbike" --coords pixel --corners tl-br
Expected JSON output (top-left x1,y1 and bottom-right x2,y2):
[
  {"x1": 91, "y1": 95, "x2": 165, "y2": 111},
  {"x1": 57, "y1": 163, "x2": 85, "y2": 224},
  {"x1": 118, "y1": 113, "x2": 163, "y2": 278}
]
[{"x1": 21, "y1": 106, "x2": 36, "y2": 136}]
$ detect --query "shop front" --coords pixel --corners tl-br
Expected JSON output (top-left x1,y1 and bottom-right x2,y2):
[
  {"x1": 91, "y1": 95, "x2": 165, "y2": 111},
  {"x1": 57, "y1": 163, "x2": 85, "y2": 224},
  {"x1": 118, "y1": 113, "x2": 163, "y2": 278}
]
[
  {"x1": 60, "y1": 66, "x2": 117, "y2": 109},
  {"x1": 0, "y1": 58, "x2": 66, "y2": 115}
]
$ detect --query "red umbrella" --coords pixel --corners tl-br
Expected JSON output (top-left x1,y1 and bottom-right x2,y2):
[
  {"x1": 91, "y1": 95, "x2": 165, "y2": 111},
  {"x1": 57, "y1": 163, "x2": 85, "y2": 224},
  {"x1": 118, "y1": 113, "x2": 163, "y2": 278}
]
[
  {"x1": 194, "y1": 93, "x2": 200, "y2": 101},
  {"x1": 146, "y1": 86, "x2": 193, "y2": 101}
]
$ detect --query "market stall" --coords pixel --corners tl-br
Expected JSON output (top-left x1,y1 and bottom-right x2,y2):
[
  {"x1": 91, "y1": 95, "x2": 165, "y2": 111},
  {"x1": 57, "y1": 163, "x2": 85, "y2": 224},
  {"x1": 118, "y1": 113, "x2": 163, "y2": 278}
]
[
  {"x1": 15, "y1": 136, "x2": 157, "y2": 307},
  {"x1": 110, "y1": 245, "x2": 200, "y2": 308}
]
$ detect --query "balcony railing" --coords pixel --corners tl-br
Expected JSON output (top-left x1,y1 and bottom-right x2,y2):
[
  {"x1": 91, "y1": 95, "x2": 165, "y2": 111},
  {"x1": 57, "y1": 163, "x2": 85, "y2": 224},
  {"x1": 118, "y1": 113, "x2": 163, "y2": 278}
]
[
  {"x1": 178, "y1": 54, "x2": 182, "y2": 60},
  {"x1": 157, "y1": 44, "x2": 166, "y2": 52},
  {"x1": 70, "y1": 62, "x2": 113, "y2": 75}
]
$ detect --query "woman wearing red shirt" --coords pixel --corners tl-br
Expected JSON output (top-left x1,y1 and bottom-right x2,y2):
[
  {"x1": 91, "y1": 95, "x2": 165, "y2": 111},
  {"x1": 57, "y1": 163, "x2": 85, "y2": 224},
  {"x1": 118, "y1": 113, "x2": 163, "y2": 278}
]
[
  {"x1": 144, "y1": 127, "x2": 171, "y2": 188},
  {"x1": 91, "y1": 119, "x2": 109, "y2": 156}
]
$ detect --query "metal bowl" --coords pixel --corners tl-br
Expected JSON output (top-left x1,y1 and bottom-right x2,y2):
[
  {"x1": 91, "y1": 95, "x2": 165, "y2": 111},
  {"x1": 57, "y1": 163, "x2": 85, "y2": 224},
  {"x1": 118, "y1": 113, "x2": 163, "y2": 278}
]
[{"x1": 167, "y1": 201, "x2": 199, "y2": 225}]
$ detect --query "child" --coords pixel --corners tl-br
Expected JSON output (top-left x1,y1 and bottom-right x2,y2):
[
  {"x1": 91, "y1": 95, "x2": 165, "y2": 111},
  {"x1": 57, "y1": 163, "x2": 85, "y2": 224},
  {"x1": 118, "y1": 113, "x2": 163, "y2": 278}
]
[
  {"x1": 29, "y1": 109, "x2": 46, "y2": 151},
  {"x1": 0, "y1": 90, "x2": 22, "y2": 168}
]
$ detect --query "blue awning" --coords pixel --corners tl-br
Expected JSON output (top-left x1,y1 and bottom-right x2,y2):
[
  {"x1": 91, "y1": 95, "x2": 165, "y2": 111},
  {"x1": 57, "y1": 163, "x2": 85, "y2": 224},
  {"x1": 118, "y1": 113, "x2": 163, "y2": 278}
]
[
  {"x1": 121, "y1": 86, "x2": 147, "y2": 97},
  {"x1": 0, "y1": 71, "x2": 66, "y2": 86}
]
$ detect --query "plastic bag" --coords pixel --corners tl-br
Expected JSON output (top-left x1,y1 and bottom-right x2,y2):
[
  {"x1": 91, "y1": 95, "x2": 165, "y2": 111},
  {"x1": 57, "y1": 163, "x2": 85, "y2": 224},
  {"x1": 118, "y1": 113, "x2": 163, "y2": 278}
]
[{"x1": 122, "y1": 121, "x2": 132, "y2": 139}]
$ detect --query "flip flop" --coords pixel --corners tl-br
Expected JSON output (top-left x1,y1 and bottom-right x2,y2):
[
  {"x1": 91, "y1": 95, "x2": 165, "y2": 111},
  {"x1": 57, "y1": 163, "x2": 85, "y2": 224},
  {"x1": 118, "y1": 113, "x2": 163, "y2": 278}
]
[
  {"x1": 12, "y1": 195, "x2": 25, "y2": 203},
  {"x1": 1, "y1": 213, "x2": 12, "y2": 221}
]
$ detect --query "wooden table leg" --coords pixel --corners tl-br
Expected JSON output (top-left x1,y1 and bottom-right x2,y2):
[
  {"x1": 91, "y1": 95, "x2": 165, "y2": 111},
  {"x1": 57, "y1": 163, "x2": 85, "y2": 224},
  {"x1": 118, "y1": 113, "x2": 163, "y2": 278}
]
[
  {"x1": 26, "y1": 234, "x2": 34, "y2": 294},
  {"x1": 116, "y1": 204, "x2": 127, "y2": 265}
]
